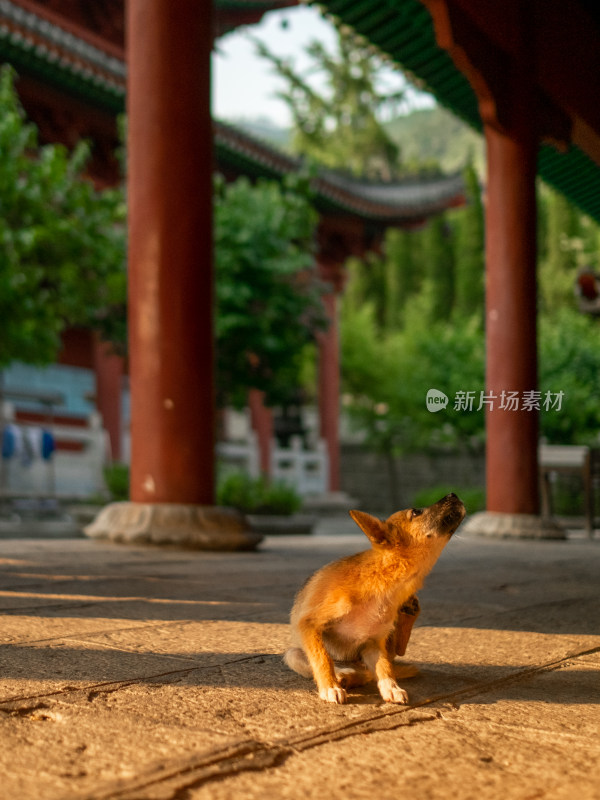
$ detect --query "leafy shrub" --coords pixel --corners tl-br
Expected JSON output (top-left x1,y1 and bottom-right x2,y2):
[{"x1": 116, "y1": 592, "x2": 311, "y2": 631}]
[
  {"x1": 341, "y1": 303, "x2": 486, "y2": 455},
  {"x1": 217, "y1": 472, "x2": 302, "y2": 515},
  {"x1": 259, "y1": 480, "x2": 303, "y2": 515},
  {"x1": 104, "y1": 463, "x2": 129, "y2": 501}
]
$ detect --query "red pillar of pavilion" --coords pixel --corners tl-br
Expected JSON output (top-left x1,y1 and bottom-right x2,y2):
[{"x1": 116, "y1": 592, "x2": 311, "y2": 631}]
[
  {"x1": 126, "y1": 0, "x2": 214, "y2": 505},
  {"x1": 248, "y1": 389, "x2": 273, "y2": 476},
  {"x1": 477, "y1": 52, "x2": 565, "y2": 534},
  {"x1": 316, "y1": 223, "x2": 356, "y2": 498},
  {"x1": 93, "y1": 338, "x2": 123, "y2": 462},
  {"x1": 86, "y1": 0, "x2": 260, "y2": 548},
  {"x1": 423, "y1": 0, "x2": 563, "y2": 537},
  {"x1": 484, "y1": 119, "x2": 539, "y2": 516}
]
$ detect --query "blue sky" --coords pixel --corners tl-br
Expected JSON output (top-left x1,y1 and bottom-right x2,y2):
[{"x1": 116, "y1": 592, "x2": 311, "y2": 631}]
[{"x1": 212, "y1": 5, "x2": 435, "y2": 127}]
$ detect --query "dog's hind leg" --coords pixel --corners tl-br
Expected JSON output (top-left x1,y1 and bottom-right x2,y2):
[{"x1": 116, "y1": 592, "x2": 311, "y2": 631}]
[{"x1": 283, "y1": 647, "x2": 313, "y2": 678}]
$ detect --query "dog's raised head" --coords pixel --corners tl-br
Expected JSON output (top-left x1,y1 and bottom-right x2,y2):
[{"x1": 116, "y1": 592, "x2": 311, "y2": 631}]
[{"x1": 349, "y1": 493, "x2": 466, "y2": 557}]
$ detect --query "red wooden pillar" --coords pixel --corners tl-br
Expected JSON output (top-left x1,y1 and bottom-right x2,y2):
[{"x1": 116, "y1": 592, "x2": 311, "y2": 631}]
[
  {"x1": 127, "y1": 0, "x2": 214, "y2": 504},
  {"x1": 248, "y1": 389, "x2": 273, "y2": 476},
  {"x1": 421, "y1": 0, "x2": 563, "y2": 537},
  {"x1": 93, "y1": 338, "x2": 123, "y2": 462},
  {"x1": 318, "y1": 291, "x2": 340, "y2": 492},
  {"x1": 484, "y1": 119, "x2": 540, "y2": 515},
  {"x1": 86, "y1": 1, "x2": 259, "y2": 548}
]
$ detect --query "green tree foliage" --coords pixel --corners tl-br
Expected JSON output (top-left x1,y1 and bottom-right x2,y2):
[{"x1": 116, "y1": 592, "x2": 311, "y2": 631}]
[
  {"x1": 421, "y1": 213, "x2": 454, "y2": 321},
  {"x1": 0, "y1": 66, "x2": 126, "y2": 366},
  {"x1": 342, "y1": 251, "x2": 391, "y2": 330},
  {"x1": 538, "y1": 185, "x2": 600, "y2": 313},
  {"x1": 342, "y1": 297, "x2": 600, "y2": 453},
  {"x1": 382, "y1": 228, "x2": 421, "y2": 330},
  {"x1": 341, "y1": 174, "x2": 600, "y2": 452},
  {"x1": 254, "y1": 24, "x2": 403, "y2": 179},
  {"x1": 540, "y1": 188, "x2": 579, "y2": 312},
  {"x1": 0, "y1": 64, "x2": 325, "y2": 408},
  {"x1": 342, "y1": 228, "x2": 426, "y2": 335},
  {"x1": 252, "y1": 21, "x2": 600, "y2": 451},
  {"x1": 453, "y1": 162, "x2": 484, "y2": 318},
  {"x1": 214, "y1": 173, "x2": 327, "y2": 408},
  {"x1": 341, "y1": 301, "x2": 485, "y2": 455},
  {"x1": 539, "y1": 308, "x2": 600, "y2": 444}
]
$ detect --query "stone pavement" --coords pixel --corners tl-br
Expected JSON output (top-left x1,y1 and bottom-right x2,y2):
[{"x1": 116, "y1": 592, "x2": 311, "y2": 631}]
[{"x1": 0, "y1": 519, "x2": 599, "y2": 800}]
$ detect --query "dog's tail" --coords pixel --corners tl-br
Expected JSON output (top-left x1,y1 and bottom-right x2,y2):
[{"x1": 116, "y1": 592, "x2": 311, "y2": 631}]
[
  {"x1": 283, "y1": 647, "x2": 313, "y2": 678},
  {"x1": 335, "y1": 660, "x2": 420, "y2": 688},
  {"x1": 283, "y1": 648, "x2": 420, "y2": 684},
  {"x1": 393, "y1": 661, "x2": 420, "y2": 680}
]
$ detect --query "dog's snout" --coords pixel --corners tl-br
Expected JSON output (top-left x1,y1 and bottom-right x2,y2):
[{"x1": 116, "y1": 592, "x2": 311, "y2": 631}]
[
  {"x1": 436, "y1": 492, "x2": 461, "y2": 506},
  {"x1": 432, "y1": 493, "x2": 467, "y2": 536}
]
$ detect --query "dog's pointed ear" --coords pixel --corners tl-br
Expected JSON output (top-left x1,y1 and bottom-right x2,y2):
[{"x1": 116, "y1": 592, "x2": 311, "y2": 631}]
[{"x1": 349, "y1": 510, "x2": 389, "y2": 545}]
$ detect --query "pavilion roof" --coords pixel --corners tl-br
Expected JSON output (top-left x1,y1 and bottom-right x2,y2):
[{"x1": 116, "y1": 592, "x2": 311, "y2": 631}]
[
  {"x1": 0, "y1": 0, "x2": 125, "y2": 111},
  {"x1": 0, "y1": 0, "x2": 296, "y2": 111},
  {"x1": 314, "y1": 0, "x2": 600, "y2": 222},
  {"x1": 216, "y1": 120, "x2": 464, "y2": 223},
  {"x1": 0, "y1": 0, "x2": 465, "y2": 224}
]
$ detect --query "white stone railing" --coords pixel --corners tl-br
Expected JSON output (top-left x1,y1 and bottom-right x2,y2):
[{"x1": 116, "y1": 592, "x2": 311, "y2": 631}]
[
  {"x1": 271, "y1": 436, "x2": 328, "y2": 497},
  {"x1": 217, "y1": 434, "x2": 328, "y2": 497},
  {"x1": 216, "y1": 431, "x2": 261, "y2": 478}
]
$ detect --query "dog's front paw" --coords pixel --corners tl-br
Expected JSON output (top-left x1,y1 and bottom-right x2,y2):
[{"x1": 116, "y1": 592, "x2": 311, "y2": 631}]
[
  {"x1": 319, "y1": 685, "x2": 348, "y2": 704},
  {"x1": 378, "y1": 678, "x2": 409, "y2": 704}
]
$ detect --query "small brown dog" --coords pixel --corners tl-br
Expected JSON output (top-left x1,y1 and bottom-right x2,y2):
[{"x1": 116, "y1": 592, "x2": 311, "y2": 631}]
[{"x1": 284, "y1": 493, "x2": 466, "y2": 704}]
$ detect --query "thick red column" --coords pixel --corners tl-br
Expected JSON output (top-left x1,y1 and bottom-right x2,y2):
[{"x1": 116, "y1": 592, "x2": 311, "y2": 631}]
[
  {"x1": 93, "y1": 338, "x2": 123, "y2": 462},
  {"x1": 484, "y1": 119, "x2": 539, "y2": 514},
  {"x1": 127, "y1": 0, "x2": 215, "y2": 504},
  {"x1": 318, "y1": 291, "x2": 340, "y2": 492}
]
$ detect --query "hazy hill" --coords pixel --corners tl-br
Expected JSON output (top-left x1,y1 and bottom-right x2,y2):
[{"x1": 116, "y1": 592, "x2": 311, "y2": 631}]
[
  {"x1": 231, "y1": 104, "x2": 484, "y2": 176},
  {"x1": 228, "y1": 116, "x2": 291, "y2": 149},
  {"x1": 386, "y1": 106, "x2": 484, "y2": 175}
]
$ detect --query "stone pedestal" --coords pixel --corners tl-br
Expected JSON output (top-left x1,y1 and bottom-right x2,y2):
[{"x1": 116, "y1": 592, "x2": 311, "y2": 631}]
[
  {"x1": 84, "y1": 503, "x2": 263, "y2": 550},
  {"x1": 463, "y1": 512, "x2": 566, "y2": 540}
]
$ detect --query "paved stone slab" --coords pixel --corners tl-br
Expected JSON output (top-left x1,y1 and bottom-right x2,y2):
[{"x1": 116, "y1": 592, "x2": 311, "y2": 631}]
[
  {"x1": 0, "y1": 529, "x2": 598, "y2": 800},
  {"x1": 187, "y1": 653, "x2": 600, "y2": 800}
]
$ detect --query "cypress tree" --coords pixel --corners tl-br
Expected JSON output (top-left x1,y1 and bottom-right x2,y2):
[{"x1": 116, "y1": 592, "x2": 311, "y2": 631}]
[
  {"x1": 540, "y1": 188, "x2": 580, "y2": 312},
  {"x1": 381, "y1": 228, "x2": 421, "y2": 331},
  {"x1": 453, "y1": 162, "x2": 484, "y2": 319},
  {"x1": 421, "y1": 213, "x2": 454, "y2": 321}
]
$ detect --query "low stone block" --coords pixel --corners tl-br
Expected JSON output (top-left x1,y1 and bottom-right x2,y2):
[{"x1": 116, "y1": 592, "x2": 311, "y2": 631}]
[
  {"x1": 462, "y1": 511, "x2": 566, "y2": 539},
  {"x1": 84, "y1": 502, "x2": 263, "y2": 550}
]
